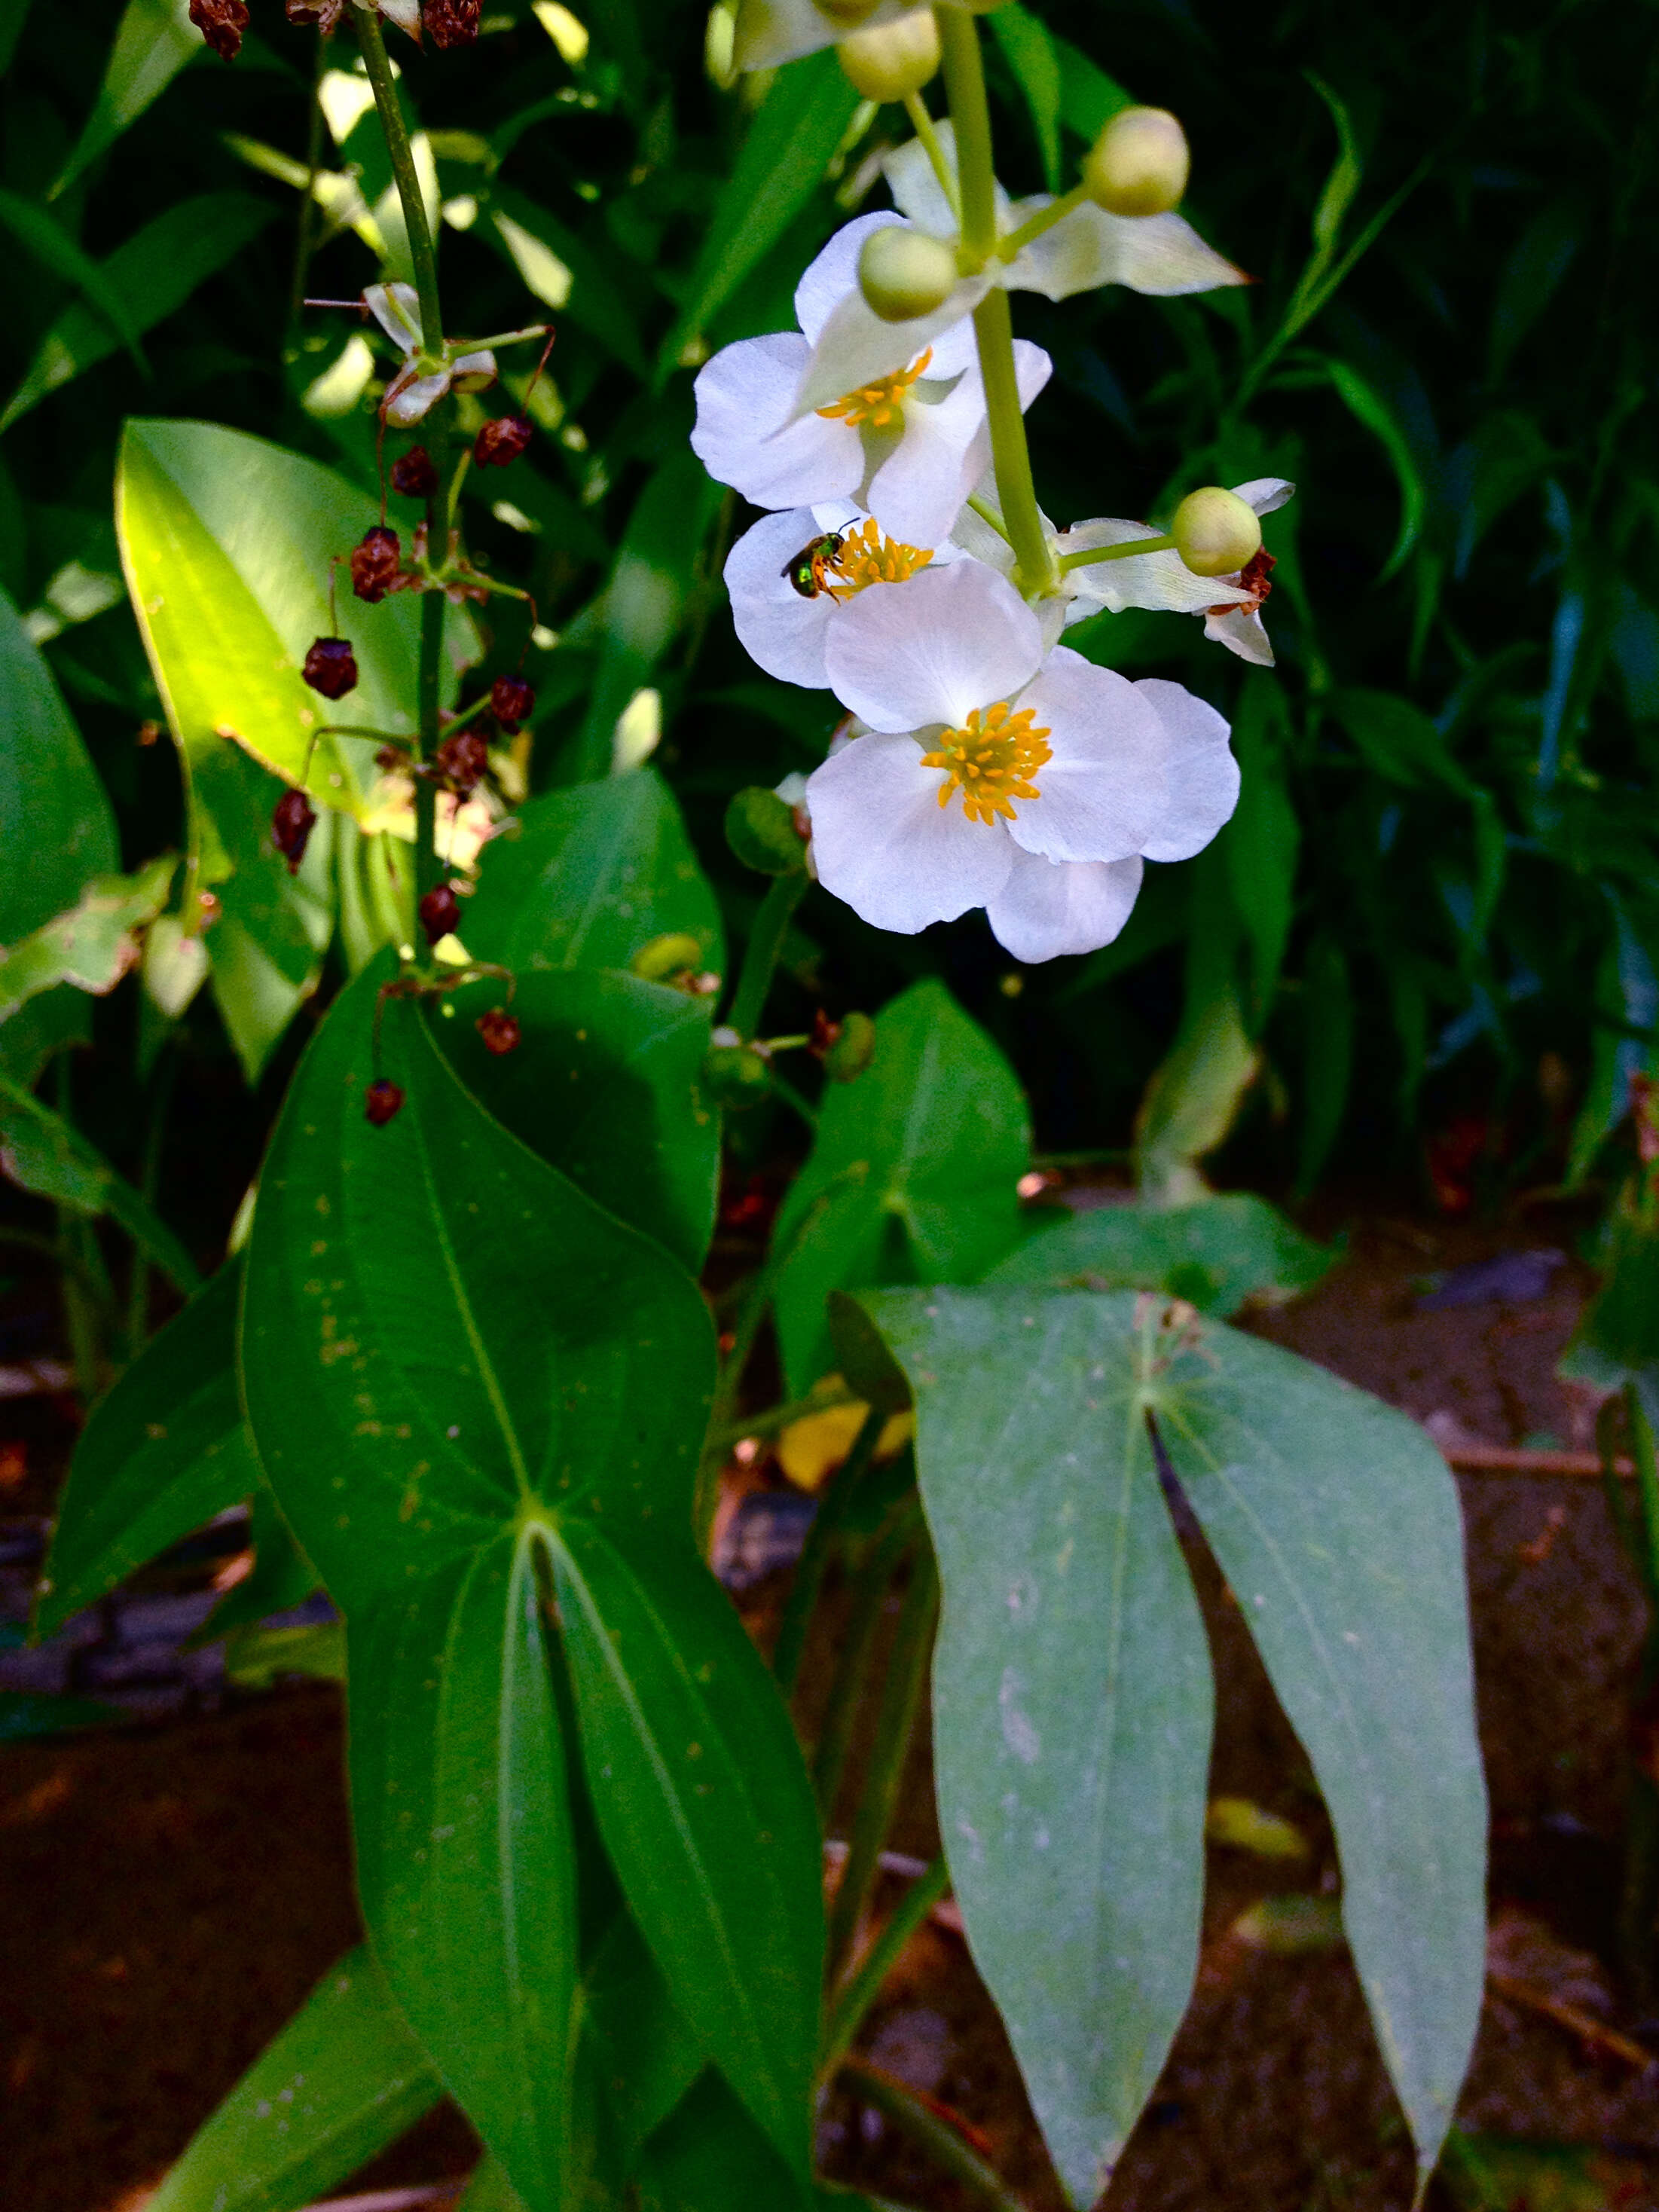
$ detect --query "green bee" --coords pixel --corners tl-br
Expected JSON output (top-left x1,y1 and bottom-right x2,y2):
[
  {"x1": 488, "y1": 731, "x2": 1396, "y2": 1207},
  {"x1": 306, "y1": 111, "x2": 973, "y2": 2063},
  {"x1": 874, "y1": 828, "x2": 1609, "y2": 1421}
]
[{"x1": 782, "y1": 530, "x2": 847, "y2": 600}]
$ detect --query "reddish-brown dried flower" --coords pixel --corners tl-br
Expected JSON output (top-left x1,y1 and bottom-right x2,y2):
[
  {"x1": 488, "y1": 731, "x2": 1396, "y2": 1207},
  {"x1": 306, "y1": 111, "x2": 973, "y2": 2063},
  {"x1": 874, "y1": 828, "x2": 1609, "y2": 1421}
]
[
  {"x1": 364, "y1": 1079, "x2": 406, "y2": 1127},
  {"x1": 272, "y1": 788, "x2": 317, "y2": 874},
  {"x1": 352, "y1": 525, "x2": 402, "y2": 603},
  {"x1": 191, "y1": 0, "x2": 249, "y2": 58},
  {"x1": 391, "y1": 446, "x2": 440, "y2": 500},
  {"x1": 808, "y1": 1008, "x2": 842, "y2": 1059},
  {"x1": 473, "y1": 416, "x2": 533, "y2": 469},
  {"x1": 432, "y1": 727, "x2": 490, "y2": 795},
  {"x1": 301, "y1": 636, "x2": 359, "y2": 701},
  {"x1": 475, "y1": 1008, "x2": 521, "y2": 1056},
  {"x1": 490, "y1": 675, "x2": 536, "y2": 734},
  {"x1": 419, "y1": 883, "x2": 463, "y2": 945},
  {"x1": 424, "y1": 0, "x2": 481, "y2": 44}
]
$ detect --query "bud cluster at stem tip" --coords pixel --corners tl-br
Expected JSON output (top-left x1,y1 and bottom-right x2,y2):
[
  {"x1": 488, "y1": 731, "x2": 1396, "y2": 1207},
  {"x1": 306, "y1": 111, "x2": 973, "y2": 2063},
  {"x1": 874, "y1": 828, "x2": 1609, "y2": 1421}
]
[
  {"x1": 859, "y1": 225, "x2": 958, "y2": 323},
  {"x1": 837, "y1": 12, "x2": 941, "y2": 102},
  {"x1": 1083, "y1": 105, "x2": 1190, "y2": 218},
  {"x1": 1170, "y1": 486, "x2": 1263, "y2": 577}
]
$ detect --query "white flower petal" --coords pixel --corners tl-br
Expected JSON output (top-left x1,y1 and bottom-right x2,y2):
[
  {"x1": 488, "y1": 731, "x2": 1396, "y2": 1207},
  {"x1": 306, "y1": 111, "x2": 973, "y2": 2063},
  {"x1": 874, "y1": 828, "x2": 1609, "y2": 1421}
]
[
  {"x1": 365, "y1": 280, "x2": 423, "y2": 355},
  {"x1": 725, "y1": 509, "x2": 842, "y2": 689},
  {"x1": 806, "y1": 732, "x2": 1014, "y2": 933},
  {"x1": 881, "y1": 121, "x2": 1014, "y2": 240},
  {"x1": 1233, "y1": 477, "x2": 1296, "y2": 517},
  {"x1": 448, "y1": 348, "x2": 497, "y2": 392},
  {"x1": 384, "y1": 368, "x2": 451, "y2": 426},
  {"x1": 734, "y1": 0, "x2": 920, "y2": 69},
  {"x1": 1010, "y1": 204, "x2": 1247, "y2": 302},
  {"x1": 1203, "y1": 604, "x2": 1276, "y2": 666},
  {"x1": 868, "y1": 338, "x2": 1048, "y2": 550},
  {"x1": 692, "y1": 333, "x2": 861, "y2": 509},
  {"x1": 823, "y1": 560, "x2": 1042, "y2": 734},
  {"x1": 1058, "y1": 518, "x2": 1251, "y2": 619},
  {"x1": 794, "y1": 212, "x2": 906, "y2": 346},
  {"x1": 377, "y1": 0, "x2": 423, "y2": 37},
  {"x1": 1132, "y1": 678, "x2": 1239, "y2": 861},
  {"x1": 1007, "y1": 648, "x2": 1165, "y2": 863},
  {"x1": 986, "y1": 850, "x2": 1144, "y2": 962},
  {"x1": 792, "y1": 273, "x2": 989, "y2": 420}
]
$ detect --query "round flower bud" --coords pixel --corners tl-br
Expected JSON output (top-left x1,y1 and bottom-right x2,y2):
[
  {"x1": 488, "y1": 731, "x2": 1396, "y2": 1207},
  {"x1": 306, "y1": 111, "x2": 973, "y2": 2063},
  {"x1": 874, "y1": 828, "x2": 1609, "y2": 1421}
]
[
  {"x1": 858, "y1": 225, "x2": 958, "y2": 325},
  {"x1": 272, "y1": 788, "x2": 317, "y2": 875},
  {"x1": 726, "y1": 786, "x2": 808, "y2": 875},
  {"x1": 838, "y1": 12, "x2": 940, "y2": 102},
  {"x1": 1169, "y1": 487, "x2": 1262, "y2": 579},
  {"x1": 631, "y1": 931, "x2": 707, "y2": 983},
  {"x1": 1083, "y1": 105, "x2": 1190, "y2": 218},
  {"x1": 823, "y1": 1008, "x2": 875, "y2": 1082},
  {"x1": 301, "y1": 636, "x2": 359, "y2": 701}
]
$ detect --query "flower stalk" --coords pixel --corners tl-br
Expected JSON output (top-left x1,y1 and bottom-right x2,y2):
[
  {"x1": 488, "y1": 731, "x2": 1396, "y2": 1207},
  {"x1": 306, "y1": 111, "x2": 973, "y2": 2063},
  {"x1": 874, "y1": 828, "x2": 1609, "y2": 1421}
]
[{"x1": 355, "y1": 5, "x2": 443, "y2": 361}]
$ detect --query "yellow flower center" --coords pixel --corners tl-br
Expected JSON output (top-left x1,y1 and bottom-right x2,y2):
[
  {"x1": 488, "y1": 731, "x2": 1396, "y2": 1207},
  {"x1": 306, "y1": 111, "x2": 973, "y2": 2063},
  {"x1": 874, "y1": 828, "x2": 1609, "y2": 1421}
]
[
  {"x1": 821, "y1": 518, "x2": 933, "y2": 600},
  {"x1": 920, "y1": 701, "x2": 1052, "y2": 826},
  {"x1": 816, "y1": 347, "x2": 934, "y2": 429}
]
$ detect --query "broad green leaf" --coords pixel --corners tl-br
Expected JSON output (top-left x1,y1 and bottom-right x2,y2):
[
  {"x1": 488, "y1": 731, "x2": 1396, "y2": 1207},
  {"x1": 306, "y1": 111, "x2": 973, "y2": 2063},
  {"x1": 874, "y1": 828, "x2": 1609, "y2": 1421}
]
[
  {"x1": 0, "y1": 1074, "x2": 200, "y2": 1294},
  {"x1": 1049, "y1": 32, "x2": 1131, "y2": 142},
  {"x1": 5, "y1": 195, "x2": 275, "y2": 433},
  {"x1": 436, "y1": 969, "x2": 719, "y2": 1274},
  {"x1": 143, "y1": 1946, "x2": 441, "y2": 2212},
  {"x1": 0, "y1": 580, "x2": 117, "y2": 1074},
  {"x1": 634, "y1": 2070, "x2": 811, "y2": 2212},
  {"x1": 118, "y1": 417, "x2": 428, "y2": 821},
  {"x1": 243, "y1": 967, "x2": 817, "y2": 2182},
  {"x1": 37, "y1": 1263, "x2": 255, "y2": 1636},
  {"x1": 463, "y1": 770, "x2": 724, "y2": 979},
  {"x1": 986, "y1": 1193, "x2": 1332, "y2": 1317},
  {"x1": 1147, "y1": 1306, "x2": 1486, "y2": 2186},
  {"x1": 551, "y1": 1517, "x2": 824, "y2": 2176},
  {"x1": 990, "y1": 3, "x2": 1062, "y2": 191},
  {"x1": 52, "y1": 0, "x2": 200, "y2": 200},
  {"x1": 0, "y1": 855, "x2": 176, "y2": 1022},
  {"x1": 349, "y1": 1531, "x2": 582, "y2": 2208},
  {"x1": 1133, "y1": 986, "x2": 1258, "y2": 1206},
  {"x1": 0, "y1": 189, "x2": 148, "y2": 371},
  {"x1": 657, "y1": 48, "x2": 863, "y2": 380},
  {"x1": 584, "y1": 1911, "x2": 705, "y2": 2171},
  {"x1": 771, "y1": 979, "x2": 1030, "y2": 1397},
  {"x1": 863, "y1": 1286, "x2": 1212, "y2": 2209}
]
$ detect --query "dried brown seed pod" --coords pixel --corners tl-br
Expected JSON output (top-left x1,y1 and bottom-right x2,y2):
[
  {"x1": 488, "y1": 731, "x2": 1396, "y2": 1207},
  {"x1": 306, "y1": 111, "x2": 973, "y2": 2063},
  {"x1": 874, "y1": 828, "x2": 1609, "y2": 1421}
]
[
  {"x1": 475, "y1": 1007, "x2": 521, "y2": 1056},
  {"x1": 351, "y1": 525, "x2": 402, "y2": 603},
  {"x1": 286, "y1": 0, "x2": 344, "y2": 26},
  {"x1": 490, "y1": 675, "x2": 536, "y2": 734},
  {"x1": 424, "y1": 0, "x2": 481, "y2": 44},
  {"x1": 473, "y1": 416, "x2": 533, "y2": 469},
  {"x1": 190, "y1": 0, "x2": 249, "y2": 58},
  {"x1": 391, "y1": 446, "x2": 440, "y2": 499},
  {"x1": 272, "y1": 788, "x2": 318, "y2": 874},
  {"x1": 301, "y1": 636, "x2": 359, "y2": 700},
  {"x1": 432, "y1": 727, "x2": 490, "y2": 795},
  {"x1": 364, "y1": 1079, "x2": 406, "y2": 1127},
  {"x1": 418, "y1": 882, "x2": 463, "y2": 944}
]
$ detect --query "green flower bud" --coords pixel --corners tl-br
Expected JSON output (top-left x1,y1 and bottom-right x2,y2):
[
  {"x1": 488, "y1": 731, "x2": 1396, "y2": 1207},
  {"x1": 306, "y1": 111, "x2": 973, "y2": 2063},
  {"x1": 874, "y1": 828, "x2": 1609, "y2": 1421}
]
[
  {"x1": 823, "y1": 1008, "x2": 876, "y2": 1081},
  {"x1": 858, "y1": 225, "x2": 958, "y2": 323},
  {"x1": 726, "y1": 786, "x2": 808, "y2": 875},
  {"x1": 1170, "y1": 486, "x2": 1262, "y2": 578},
  {"x1": 1083, "y1": 105, "x2": 1190, "y2": 218},
  {"x1": 631, "y1": 930, "x2": 707, "y2": 981},
  {"x1": 703, "y1": 1040, "x2": 774, "y2": 1108},
  {"x1": 838, "y1": 10, "x2": 940, "y2": 101}
]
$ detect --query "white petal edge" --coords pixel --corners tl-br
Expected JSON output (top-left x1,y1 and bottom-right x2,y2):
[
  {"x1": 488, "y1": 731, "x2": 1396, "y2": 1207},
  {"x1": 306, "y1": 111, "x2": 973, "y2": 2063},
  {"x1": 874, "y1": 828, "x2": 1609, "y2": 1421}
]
[
  {"x1": 1203, "y1": 605, "x2": 1276, "y2": 666},
  {"x1": 1132, "y1": 678, "x2": 1239, "y2": 862},
  {"x1": 1006, "y1": 649, "x2": 1166, "y2": 865},
  {"x1": 986, "y1": 850, "x2": 1145, "y2": 962},
  {"x1": 692, "y1": 333, "x2": 862, "y2": 509}
]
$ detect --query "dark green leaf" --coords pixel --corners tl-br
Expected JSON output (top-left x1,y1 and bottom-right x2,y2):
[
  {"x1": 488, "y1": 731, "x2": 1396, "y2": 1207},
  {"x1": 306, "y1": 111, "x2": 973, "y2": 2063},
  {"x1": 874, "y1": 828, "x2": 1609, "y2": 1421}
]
[
  {"x1": 771, "y1": 979, "x2": 1030, "y2": 1397},
  {"x1": 38, "y1": 1263, "x2": 255, "y2": 1636},
  {"x1": 51, "y1": 0, "x2": 204, "y2": 199},
  {"x1": 142, "y1": 1947, "x2": 441, "y2": 2212},
  {"x1": 635, "y1": 2070, "x2": 811, "y2": 2212},
  {"x1": 1295, "y1": 933, "x2": 1353, "y2": 1200},
  {"x1": 985, "y1": 1193, "x2": 1332, "y2": 1316},
  {"x1": 657, "y1": 50, "x2": 863, "y2": 380},
  {"x1": 463, "y1": 769, "x2": 724, "y2": 979},
  {"x1": 490, "y1": 187, "x2": 649, "y2": 376},
  {"x1": 0, "y1": 188, "x2": 148, "y2": 371},
  {"x1": 1224, "y1": 679, "x2": 1300, "y2": 1026},
  {"x1": 1049, "y1": 32, "x2": 1131, "y2": 143},
  {"x1": 990, "y1": 3, "x2": 1062, "y2": 191},
  {"x1": 436, "y1": 969, "x2": 719, "y2": 1275},
  {"x1": 863, "y1": 1286, "x2": 1212, "y2": 2209},
  {"x1": 584, "y1": 1910, "x2": 706, "y2": 2171},
  {"x1": 0, "y1": 1074, "x2": 200, "y2": 1294},
  {"x1": 1327, "y1": 689, "x2": 1476, "y2": 797}
]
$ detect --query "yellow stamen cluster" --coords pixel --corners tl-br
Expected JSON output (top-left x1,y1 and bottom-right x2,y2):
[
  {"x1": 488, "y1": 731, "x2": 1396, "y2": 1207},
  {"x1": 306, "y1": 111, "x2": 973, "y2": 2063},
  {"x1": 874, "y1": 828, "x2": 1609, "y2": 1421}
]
[
  {"x1": 921, "y1": 701, "x2": 1052, "y2": 826},
  {"x1": 816, "y1": 347, "x2": 934, "y2": 429},
  {"x1": 822, "y1": 518, "x2": 933, "y2": 600}
]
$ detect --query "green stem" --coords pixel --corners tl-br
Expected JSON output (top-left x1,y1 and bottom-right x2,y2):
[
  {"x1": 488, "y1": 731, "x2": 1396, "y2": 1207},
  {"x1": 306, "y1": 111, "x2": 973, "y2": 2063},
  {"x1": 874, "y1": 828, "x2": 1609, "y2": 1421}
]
[
  {"x1": 995, "y1": 180, "x2": 1090, "y2": 263},
  {"x1": 125, "y1": 1043, "x2": 176, "y2": 1359},
  {"x1": 53, "y1": 1058, "x2": 102, "y2": 1404},
  {"x1": 813, "y1": 1500, "x2": 920, "y2": 1822},
  {"x1": 903, "y1": 90, "x2": 959, "y2": 222},
  {"x1": 970, "y1": 291, "x2": 1059, "y2": 595},
  {"x1": 937, "y1": 8, "x2": 996, "y2": 262},
  {"x1": 1059, "y1": 532, "x2": 1177, "y2": 572},
  {"x1": 967, "y1": 493, "x2": 1010, "y2": 543},
  {"x1": 825, "y1": 1541, "x2": 939, "y2": 1980},
  {"x1": 773, "y1": 1406, "x2": 884, "y2": 1698},
  {"x1": 355, "y1": 4, "x2": 443, "y2": 355},
  {"x1": 838, "y1": 2061, "x2": 1027, "y2": 2212},
  {"x1": 729, "y1": 871, "x2": 808, "y2": 1042},
  {"x1": 415, "y1": 585, "x2": 445, "y2": 899},
  {"x1": 820, "y1": 1857, "x2": 950, "y2": 2086}
]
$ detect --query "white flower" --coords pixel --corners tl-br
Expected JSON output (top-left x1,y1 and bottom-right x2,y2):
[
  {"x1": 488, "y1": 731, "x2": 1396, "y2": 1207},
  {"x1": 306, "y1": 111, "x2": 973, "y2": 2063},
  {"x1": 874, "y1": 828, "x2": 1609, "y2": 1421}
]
[
  {"x1": 804, "y1": 561, "x2": 1238, "y2": 961},
  {"x1": 691, "y1": 215, "x2": 1049, "y2": 548},
  {"x1": 953, "y1": 475, "x2": 1294, "y2": 668},
  {"x1": 732, "y1": 0, "x2": 940, "y2": 72},
  {"x1": 791, "y1": 125, "x2": 1245, "y2": 420},
  {"x1": 365, "y1": 283, "x2": 498, "y2": 427},
  {"x1": 723, "y1": 499, "x2": 969, "y2": 689}
]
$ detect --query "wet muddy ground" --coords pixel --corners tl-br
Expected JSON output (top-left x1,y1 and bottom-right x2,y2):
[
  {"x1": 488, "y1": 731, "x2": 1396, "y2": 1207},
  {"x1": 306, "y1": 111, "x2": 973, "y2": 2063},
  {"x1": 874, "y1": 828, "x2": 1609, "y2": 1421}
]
[{"x1": 4, "y1": 1196, "x2": 1657, "y2": 2212}]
